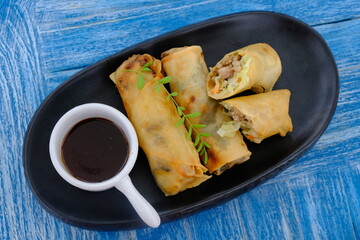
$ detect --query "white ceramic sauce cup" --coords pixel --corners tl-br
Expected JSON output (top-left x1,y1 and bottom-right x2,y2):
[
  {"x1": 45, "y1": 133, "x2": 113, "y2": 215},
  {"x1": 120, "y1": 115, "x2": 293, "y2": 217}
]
[{"x1": 49, "y1": 103, "x2": 160, "y2": 228}]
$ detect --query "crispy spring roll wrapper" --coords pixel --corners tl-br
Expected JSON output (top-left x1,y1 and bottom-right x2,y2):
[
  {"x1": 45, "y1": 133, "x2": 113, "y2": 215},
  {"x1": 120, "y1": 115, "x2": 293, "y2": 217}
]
[
  {"x1": 161, "y1": 46, "x2": 251, "y2": 175},
  {"x1": 220, "y1": 89, "x2": 293, "y2": 144},
  {"x1": 110, "y1": 54, "x2": 210, "y2": 196},
  {"x1": 207, "y1": 43, "x2": 282, "y2": 99}
]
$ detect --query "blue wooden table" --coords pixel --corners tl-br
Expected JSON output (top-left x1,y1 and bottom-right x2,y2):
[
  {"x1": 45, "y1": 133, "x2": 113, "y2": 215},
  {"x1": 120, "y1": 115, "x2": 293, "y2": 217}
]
[{"x1": 1, "y1": 0, "x2": 359, "y2": 239}]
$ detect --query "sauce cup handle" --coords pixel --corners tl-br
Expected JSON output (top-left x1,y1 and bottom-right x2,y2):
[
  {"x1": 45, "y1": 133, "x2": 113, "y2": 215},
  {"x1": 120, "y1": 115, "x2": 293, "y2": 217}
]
[{"x1": 115, "y1": 175, "x2": 161, "y2": 228}]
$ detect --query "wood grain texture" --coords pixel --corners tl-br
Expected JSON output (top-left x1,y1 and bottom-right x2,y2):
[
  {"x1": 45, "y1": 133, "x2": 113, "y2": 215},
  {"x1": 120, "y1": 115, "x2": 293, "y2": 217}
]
[{"x1": 1, "y1": 0, "x2": 359, "y2": 239}]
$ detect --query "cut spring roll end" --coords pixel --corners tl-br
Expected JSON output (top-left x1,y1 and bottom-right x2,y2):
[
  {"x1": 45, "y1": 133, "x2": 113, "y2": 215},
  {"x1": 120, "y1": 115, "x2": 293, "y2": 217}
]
[
  {"x1": 207, "y1": 43, "x2": 282, "y2": 100},
  {"x1": 207, "y1": 51, "x2": 253, "y2": 100},
  {"x1": 220, "y1": 89, "x2": 292, "y2": 144}
]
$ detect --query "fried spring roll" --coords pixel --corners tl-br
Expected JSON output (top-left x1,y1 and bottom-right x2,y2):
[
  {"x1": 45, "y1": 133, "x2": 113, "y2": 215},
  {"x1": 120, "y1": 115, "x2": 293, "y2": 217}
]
[
  {"x1": 207, "y1": 43, "x2": 282, "y2": 99},
  {"x1": 161, "y1": 46, "x2": 251, "y2": 175},
  {"x1": 220, "y1": 89, "x2": 293, "y2": 143},
  {"x1": 110, "y1": 54, "x2": 210, "y2": 196}
]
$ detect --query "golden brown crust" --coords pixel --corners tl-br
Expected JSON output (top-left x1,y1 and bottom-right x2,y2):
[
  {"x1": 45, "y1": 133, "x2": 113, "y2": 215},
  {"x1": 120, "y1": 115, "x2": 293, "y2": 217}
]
[
  {"x1": 111, "y1": 54, "x2": 210, "y2": 196},
  {"x1": 161, "y1": 46, "x2": 251, "y2": 175},
  {"x1": 207, "y1": 43, "x2": 282, "y2": 99},
  {"x1": 220, "y1": 89, "x2": 293, "y2": 143}
]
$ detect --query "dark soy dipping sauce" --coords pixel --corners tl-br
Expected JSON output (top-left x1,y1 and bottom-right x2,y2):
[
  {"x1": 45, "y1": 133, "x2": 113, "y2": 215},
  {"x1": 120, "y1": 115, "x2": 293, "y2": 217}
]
[{"x1": 61, "y1": 118, "x2": 129, "y2": 182}]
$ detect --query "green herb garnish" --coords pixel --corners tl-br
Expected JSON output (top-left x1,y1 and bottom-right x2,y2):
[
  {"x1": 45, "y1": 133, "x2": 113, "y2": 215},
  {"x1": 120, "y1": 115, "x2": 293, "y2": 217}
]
[{"x1": 123, "y1": 60, "x2": 211, "y2": 164}]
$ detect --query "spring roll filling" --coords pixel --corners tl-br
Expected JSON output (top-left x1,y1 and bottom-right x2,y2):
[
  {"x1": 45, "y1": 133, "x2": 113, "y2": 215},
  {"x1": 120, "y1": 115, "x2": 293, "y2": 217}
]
[
  {"x1": 220, "y1": 105, "x2": 261, "y2": 143},
  {"x1": 216, "y1": 120, "x2": 241, "y2": 137},
  {"x1": 223, "y1": 107, "x2": 252, "y2": 128},
  {"x1": 211, "y1": 53, "x2": 252, "y2": 95}
]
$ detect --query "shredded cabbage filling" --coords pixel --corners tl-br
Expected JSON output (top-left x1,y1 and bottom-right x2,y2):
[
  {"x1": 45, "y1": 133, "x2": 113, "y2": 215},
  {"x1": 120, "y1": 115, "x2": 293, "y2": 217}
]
[{"x1": 217, "y1": 121, "x2": 241, "y2": 137}]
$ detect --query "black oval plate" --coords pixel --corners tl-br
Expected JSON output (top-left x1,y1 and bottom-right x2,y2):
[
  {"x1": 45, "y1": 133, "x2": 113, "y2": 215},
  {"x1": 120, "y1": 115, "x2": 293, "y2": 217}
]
[{"x1": 23, "y1": 11, "x2": 339, "y2": 230}]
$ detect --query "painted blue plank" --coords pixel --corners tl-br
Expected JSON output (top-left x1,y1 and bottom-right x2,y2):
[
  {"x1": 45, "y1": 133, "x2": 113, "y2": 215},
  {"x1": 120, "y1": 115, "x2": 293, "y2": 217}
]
[
  {"x1": 1, "y1": 0, "x2": 360, "y2": 239},
  {"x1": 288, "y1": 170, "x2": 357, "y2": 239},
  {"x1": 36, "y1": 0, "x2": 360, "y2": 75},
  {"x1": 341, "y1": 163, "x2": 360, "y2": 239},
  {"x1": 0, "y1": 1, "x2": 48, "y2": 239}
]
